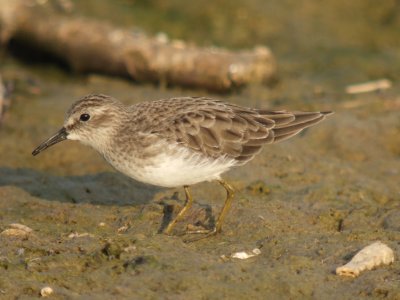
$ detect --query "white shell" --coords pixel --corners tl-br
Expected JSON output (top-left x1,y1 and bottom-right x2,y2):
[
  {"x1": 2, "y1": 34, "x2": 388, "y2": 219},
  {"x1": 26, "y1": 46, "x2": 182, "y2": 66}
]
[
  {"x1": 336, "y1": 241, "x2": 395, "y2": 277},
  {"x1": 40, "y1": 286, "x2": 54, "y2": 297},
  {"x1": 221, "y1": 248, "x2": 262, "y2": 260}
]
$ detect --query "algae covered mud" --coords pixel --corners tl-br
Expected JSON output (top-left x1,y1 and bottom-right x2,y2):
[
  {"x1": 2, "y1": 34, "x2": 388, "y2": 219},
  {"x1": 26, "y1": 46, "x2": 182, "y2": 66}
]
[{"x1": 1, "y1": 0, "x2": 400, "y2": 298}]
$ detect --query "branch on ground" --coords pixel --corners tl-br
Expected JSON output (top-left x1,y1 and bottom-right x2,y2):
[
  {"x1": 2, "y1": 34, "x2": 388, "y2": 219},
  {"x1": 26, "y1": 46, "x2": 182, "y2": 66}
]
[{"x1": 0, "y1": 0, "x2": 277, "y2": 92}]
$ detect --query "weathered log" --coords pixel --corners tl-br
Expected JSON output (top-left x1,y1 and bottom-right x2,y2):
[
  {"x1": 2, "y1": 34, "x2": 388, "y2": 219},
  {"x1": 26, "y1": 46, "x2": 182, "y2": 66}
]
[
  {"x1": 0, "y1": 75, "x2": 4, "y2": 116},
  {"x1": 0, "y1": 73, "x2": 10, "y2": 124},
  {"x1": 0, "y1": 0, "x2": 277, "y2": 92}
]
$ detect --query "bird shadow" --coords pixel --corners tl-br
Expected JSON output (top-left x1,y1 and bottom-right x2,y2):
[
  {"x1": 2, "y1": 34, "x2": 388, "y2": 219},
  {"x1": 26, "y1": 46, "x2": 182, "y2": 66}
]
[
  {"x1": 0, "y1": 167, "x2": 219, "y2": 235},
  {"x1": 157, "y1": 200, "x2": 215, "y2": 234},
  {"x1": 0, "y1": 167, "x2": 161, "y2": 206}
]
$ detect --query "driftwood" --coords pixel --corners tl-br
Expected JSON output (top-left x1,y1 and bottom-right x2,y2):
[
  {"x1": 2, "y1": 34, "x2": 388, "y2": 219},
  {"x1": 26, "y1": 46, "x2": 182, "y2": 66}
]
[
  {"x1": 0, "y1": 74, "x2": 12, "y2": 125},
  {"x1": 0, "y1": 75, "x2": 6, "y2": 123},
  {"x1": 0, "y1": 0, "x2": 277, "y2": 92}
]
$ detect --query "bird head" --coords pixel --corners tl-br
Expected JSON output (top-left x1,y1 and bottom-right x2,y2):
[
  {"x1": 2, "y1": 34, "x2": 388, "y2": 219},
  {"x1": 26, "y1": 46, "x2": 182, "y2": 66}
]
[{"x1": 32, "y1": 94, "x2": 125, "y2": 156}]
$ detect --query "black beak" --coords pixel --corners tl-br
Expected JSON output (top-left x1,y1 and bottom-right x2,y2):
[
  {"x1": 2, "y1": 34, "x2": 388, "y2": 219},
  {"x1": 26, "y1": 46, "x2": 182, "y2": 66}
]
[{"x1": 32, "y1": 127, "x2": 68, "y2": 156}]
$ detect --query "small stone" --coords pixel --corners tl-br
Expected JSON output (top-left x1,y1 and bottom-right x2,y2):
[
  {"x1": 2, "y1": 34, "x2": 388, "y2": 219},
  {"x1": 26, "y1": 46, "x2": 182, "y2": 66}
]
[
  {"x1": 1, "y1": 223, "x2": 33, "y2": 238},
  {"x1": 1, "y1": 228, "x2": 29, "y2": 237},
  {"x1": 117, "y1": 225, "x2": 130, "y2": 234},
  {"x1": 155, "y1": 32, "x2": 169, "y2": 44},
  {"x1": 68, "y1": 232, "x2": 93, "y2": 239},
  {"x1": 123, "y1": 245, "x2": 137, "y2": 253},
  {"x1": 9, "y1": 223, "x2": 33, "y2": 233}
]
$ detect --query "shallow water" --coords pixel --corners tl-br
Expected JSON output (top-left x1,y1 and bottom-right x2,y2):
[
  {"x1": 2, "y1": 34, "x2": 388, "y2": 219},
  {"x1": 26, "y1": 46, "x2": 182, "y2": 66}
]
[{"x1": 1, "y1": 0, "x2": 400, "y2": 299}]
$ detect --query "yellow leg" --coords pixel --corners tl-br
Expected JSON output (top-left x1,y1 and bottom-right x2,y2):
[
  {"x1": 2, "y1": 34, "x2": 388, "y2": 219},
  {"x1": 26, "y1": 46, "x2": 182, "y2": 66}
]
[
  {"x1": 215, "y1": 179, "x2": 235, "y2": 233},
  {"x1": 184, "y1": 179, "x2": 235, "y2": 242},
  {"x1": 164, "y1": 186, "x2": 193, "y2": 235}
]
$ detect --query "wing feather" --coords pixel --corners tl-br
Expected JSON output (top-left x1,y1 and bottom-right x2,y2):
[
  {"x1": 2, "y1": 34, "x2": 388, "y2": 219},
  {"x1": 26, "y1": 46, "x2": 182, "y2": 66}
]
[{"x1": 145, "y1": 97, "x2": 332, "y2": 165}]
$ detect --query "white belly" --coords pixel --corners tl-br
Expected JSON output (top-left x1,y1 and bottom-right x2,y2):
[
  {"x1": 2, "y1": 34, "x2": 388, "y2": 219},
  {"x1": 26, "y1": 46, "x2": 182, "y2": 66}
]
[{"x1": 108, "y1": 143, "x2": 236, "y2": 188}]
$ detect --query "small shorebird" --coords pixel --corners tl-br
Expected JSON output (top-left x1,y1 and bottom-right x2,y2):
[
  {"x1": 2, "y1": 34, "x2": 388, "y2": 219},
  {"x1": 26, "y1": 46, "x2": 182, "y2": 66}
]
[{"x1": 32, "y1": 94, "x2": 332, "y2": 239}]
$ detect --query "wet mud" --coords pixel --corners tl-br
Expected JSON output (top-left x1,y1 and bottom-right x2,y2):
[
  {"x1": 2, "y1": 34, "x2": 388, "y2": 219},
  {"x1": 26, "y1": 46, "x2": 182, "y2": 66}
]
[{"x1": 1, "y1": 0, "x2": 399, "y2": 299}]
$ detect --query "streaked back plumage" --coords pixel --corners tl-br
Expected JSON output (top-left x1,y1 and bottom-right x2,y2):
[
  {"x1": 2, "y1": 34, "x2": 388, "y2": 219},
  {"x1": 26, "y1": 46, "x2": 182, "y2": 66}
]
[{"x1": 127, "y1": 96, "x2": 332, "y2": 165}]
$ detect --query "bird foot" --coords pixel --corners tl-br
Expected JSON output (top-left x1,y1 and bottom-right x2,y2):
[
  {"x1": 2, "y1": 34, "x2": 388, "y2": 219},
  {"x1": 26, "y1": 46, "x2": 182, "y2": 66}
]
[
  {"x1": 183, "y1": 227, "x2": 220, "y2": 243},
  {"x1": 185, "y1": 223, "x2": 209, "y2": 233}
]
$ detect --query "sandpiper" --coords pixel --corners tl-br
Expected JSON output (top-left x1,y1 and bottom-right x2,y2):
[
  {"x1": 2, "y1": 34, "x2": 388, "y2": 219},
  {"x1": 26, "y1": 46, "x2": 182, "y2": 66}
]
[{"x1": 32, "y1": 94, "x2": 332, "y2": 239}]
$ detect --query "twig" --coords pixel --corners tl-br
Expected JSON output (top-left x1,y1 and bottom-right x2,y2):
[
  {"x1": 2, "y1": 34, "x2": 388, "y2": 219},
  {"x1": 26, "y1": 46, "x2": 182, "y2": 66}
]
[{"x1": 345, "y1": 79, "x2": 392, "y2": 94}]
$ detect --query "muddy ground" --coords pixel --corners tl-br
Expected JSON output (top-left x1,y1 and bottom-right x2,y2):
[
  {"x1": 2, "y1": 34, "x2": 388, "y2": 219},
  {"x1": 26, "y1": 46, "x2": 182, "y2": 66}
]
[{"x1": 1, "y1": 0, "x2": 400, "y2": 299}]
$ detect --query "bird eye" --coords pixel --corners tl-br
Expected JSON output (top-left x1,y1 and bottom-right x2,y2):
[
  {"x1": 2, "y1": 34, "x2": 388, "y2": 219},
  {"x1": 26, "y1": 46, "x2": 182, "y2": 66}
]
[{"x1": 80, "y1": 113, "x2": 90, "y2": 122}]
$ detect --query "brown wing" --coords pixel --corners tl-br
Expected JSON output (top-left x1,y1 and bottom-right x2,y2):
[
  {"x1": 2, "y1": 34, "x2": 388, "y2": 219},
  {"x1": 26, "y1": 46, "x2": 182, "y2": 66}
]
[
  {"x1": 260, "y1": 110, "x2": 333, "y2": 143},
  {"x1": 149, "y1": 98, "x2": 332, "y2": 165}
]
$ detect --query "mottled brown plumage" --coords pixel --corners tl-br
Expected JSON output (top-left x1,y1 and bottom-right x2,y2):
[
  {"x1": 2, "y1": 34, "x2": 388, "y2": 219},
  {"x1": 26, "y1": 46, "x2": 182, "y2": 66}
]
[
  {"x1": 123, "y1": 96, "x2": 331, "y2": 165},
  {"x1": 32, "y1": 94, "x2": 332, "y2": 240}
]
